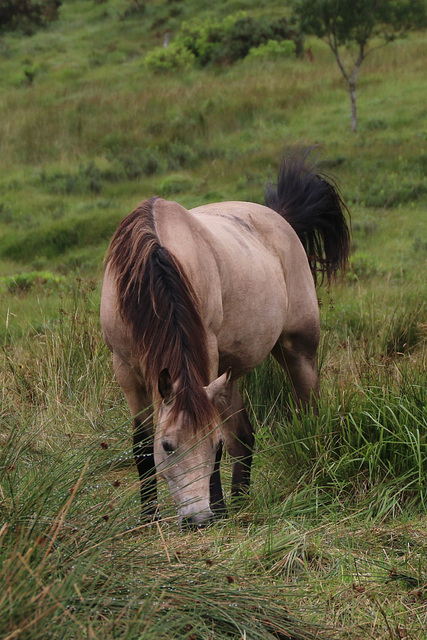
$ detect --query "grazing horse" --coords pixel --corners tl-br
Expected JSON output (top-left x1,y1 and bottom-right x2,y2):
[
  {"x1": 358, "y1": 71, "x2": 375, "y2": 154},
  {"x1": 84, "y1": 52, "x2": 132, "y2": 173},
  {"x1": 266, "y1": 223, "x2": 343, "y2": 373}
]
[{"x1": 100, "y1": 149, "x2": 350, "y2": 527}]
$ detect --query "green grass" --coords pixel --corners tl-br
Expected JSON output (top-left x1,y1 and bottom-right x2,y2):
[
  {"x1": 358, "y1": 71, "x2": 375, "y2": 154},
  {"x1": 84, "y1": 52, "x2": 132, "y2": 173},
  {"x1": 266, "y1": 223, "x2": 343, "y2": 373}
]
[
  {"x1": 1, "y1": 1, "x2": 427, "y2": 638},
  {"x1": 1, "y1": 289, "x2": 426, "y2": 638},
  {"x1": 1, "y1": 288, "x2": 426, "y2": 638}
]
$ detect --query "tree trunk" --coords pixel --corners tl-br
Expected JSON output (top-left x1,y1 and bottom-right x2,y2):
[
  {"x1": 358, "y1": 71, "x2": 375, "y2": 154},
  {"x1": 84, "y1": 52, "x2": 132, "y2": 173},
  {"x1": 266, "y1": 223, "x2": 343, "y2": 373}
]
[
  {"x1": 330, "y1": 46, "x2": 362, "y2": 132},
  {"x1": 349, "y1": 81, "x2": 357, "y2": 132}
]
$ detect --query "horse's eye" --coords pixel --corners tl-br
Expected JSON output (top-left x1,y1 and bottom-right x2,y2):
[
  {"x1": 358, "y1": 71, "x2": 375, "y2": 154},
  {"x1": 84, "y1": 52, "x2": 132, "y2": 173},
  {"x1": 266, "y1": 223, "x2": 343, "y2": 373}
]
[{"x1": 162, "y1": 440, "x2": 175, "y2": 455}]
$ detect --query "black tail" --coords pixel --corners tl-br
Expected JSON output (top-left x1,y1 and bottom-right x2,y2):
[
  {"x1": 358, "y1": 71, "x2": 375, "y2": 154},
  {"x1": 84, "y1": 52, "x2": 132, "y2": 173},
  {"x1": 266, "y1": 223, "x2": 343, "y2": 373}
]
[{"x1": 265, "y1": 147, "x2": 351, "y2": 284}]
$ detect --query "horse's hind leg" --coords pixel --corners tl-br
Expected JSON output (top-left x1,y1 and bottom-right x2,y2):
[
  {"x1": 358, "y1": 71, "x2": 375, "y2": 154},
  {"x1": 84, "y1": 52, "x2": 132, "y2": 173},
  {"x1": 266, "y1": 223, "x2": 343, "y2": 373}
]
[
  {"x1": 221, "y1": 381, "x2": 254, "y2": 499},
  {"x1": 272, "y1": 326, "x2": 320, "y2": 410},
  {"x1": 113, "y1": 354, "x2": 157, "y2": 517}
]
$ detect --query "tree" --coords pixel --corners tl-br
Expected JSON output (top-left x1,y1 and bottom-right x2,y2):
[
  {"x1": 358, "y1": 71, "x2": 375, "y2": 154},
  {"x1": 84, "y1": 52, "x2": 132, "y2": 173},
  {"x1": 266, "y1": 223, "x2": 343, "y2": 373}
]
[
  {"x1": 0, "y1": 0, "x2": 61, "y2": 35},
  {"x1": 292, "y1": 0, "x2": 427, "y2": 131}
]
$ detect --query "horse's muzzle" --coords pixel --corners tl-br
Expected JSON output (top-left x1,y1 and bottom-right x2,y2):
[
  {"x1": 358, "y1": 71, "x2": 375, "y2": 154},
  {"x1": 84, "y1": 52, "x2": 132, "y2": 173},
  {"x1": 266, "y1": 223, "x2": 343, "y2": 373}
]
[{"x1": 179, "y1": 509, "x2": 214, "y2": 529}]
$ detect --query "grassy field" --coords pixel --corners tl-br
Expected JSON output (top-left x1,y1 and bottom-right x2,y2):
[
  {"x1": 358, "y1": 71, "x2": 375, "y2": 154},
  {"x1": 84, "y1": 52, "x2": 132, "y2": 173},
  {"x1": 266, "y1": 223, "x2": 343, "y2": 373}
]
[{"x1": 1, "y1": 1, "x2": 426, "y2": 638}]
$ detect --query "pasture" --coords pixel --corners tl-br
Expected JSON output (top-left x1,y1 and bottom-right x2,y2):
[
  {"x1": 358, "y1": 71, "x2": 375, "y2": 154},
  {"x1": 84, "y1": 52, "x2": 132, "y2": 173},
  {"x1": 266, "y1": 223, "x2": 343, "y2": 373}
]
[{"x1": 0, "y1": 1, "x2": 426, "y2": 638}]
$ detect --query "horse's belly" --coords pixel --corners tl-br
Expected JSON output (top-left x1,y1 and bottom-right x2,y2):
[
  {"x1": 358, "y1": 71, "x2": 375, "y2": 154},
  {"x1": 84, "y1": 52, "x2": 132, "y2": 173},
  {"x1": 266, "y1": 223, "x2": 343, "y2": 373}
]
[
  {"x1": 214, "y1": 260, "x2": 287, "y2": 376},
  {"x1": 217, "y1": 309, "x2": 285, "y2": 377}
]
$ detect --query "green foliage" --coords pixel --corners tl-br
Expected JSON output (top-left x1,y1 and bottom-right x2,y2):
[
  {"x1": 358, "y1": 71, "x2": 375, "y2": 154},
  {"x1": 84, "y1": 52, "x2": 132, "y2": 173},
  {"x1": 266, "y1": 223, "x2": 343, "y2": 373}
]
[
  {"x1": 0, "y1": 212, "x2": 119, "y2": 261},
  {"x1": 122, "y1": 0, "x2": 146, "y2": 18},
  {"x1": 40, "y1": 163, "x2": 103, "y2": 195},
  {"x1": 0, "y1": 0, "x2": 61, "y2": 35},
  {"x1": 144, "y1": 42, "x2": 195, "y2": 72},
  {"x1": 247, "y1": 38, "x2": 296, "y2": 60},
  {"x1": 1, "y1": 270, "x2": 66, "y2": 293},
  {"x1": 22, "y1": 64, "x2": 37, "y2": 85},
  {"x1": 353, "y1": 174, "x2": 427, "y2": 208},
  {"x1": 292, "y1": 0, "x2": 427, "y2": 47},
  {"x1": 176, "y1": 12, "x2": 300, "y2": 67},
  {"x1": 346, "y1": 251, "x2": 379, "y2": 282},
  {"x1": 159, "y1": 173, "x2": 192, "y2": 195},
  {"x1": 111, "y1": 147, "x2": 165, "y2": 178}
]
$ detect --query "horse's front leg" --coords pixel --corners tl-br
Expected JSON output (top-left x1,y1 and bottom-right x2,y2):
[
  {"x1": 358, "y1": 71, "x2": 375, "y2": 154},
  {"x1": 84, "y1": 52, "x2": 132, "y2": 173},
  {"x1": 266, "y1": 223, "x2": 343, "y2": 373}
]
[
  {"x1": 221, "y1": 381, "x2": 254, "y2": 499},
  {"x1": 132, "y1": 414, "x2": 157, "y2": 518},
  {"x1": 209, "y1": 442, "x2": 227, "y2": 518},
  {"x1": 113, "y1": 354, "x2": 157, "y2": 519}
]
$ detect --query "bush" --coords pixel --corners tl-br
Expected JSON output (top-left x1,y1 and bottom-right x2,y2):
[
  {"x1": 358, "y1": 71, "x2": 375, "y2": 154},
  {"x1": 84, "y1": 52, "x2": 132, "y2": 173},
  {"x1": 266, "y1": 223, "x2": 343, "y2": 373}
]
[
  {"x1": 159, "y1": 174, "x2": 192, "y2": 196},
  {"x1": 144, "y1": 42, "x2": 195, "y2": 72},
  {"x1": 164, "y1": 141, "x2": 197, "y2": 170},
  {"x1": 111, "y1": 148, "x2": 166, "y2": 178},
  {"x1": 40, "y1": 163, "x2": 103, "y2": 195},
  {"x1": 247, "y1": 39, "x2": 296, "y2": 60},
  {"x1": 143, "y1": 13, "x2": 301, "y2": 72},
  {"x1": 0, "y1": 213, "x2": 119, "y2": 261},
  {"x1": 0, "y1": 0, "x2": 61, "y2": 35},
  {"x1": 1, "y1": 271, "x2": 66, "y2": 293},
  {"x1": 0, "y1": 203, "x2": 14, "y2": 224},
  {"x1": 122, "y1": 0, "x2": 145, "y2": 18},
  {"x1": 346, "y1": 252, "x2": 379, "y2": 282},
  {"x1": 170, "y1": 12, "x2": 300, "y2": 67}
]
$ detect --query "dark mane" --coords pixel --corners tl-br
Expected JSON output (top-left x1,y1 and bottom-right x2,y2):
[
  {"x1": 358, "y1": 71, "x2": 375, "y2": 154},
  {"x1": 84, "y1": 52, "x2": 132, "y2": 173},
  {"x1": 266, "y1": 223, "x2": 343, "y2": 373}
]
[{"x1": 105, "y1": 198, "x2": 216, "y2": 430}]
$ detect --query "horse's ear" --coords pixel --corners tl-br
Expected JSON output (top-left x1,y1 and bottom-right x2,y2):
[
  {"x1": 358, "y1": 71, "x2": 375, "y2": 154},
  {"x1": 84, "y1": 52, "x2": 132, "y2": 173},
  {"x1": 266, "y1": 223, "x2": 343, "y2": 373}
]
[
  {"x1": 205, "y1": 367, "x2": 232, "y2": 408},
  {"x1": 158, "y1": 368, "x2": 174, "y2": 404}
]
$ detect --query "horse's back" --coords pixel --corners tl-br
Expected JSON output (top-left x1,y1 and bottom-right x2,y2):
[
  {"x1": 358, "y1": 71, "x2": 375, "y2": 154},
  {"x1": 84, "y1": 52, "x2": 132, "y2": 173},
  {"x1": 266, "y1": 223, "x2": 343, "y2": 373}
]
[
  {"x1": 190, "y1": 200, "x2": 319, "y2": 324},
  {"x1": 187, "y1": 201, "x2": 319, "y2": 374}
]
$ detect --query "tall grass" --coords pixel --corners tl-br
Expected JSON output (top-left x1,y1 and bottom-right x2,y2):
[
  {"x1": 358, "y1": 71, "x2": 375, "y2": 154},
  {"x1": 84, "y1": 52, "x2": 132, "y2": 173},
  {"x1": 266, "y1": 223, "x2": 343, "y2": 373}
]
[
  {"x1": 1, "y1": 277, "x2": 426, "y2": 638},
  {"x1": 1, "y1": 285, "x2": 330, "y2": 640}
]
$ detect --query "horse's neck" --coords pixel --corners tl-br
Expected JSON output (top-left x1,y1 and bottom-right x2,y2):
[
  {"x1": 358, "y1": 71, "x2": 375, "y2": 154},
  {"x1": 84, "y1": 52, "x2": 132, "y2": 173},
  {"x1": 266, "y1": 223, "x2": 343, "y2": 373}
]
[{"x1": 153, "y1": 198, "x2": 222, "y2": 331}]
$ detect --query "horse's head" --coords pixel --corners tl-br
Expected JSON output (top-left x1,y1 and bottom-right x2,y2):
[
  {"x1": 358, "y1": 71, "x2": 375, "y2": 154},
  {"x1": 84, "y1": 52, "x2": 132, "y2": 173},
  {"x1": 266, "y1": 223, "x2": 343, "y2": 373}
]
[{"x1": 154, "y1": 368, "x2": 231, "y2": 527}]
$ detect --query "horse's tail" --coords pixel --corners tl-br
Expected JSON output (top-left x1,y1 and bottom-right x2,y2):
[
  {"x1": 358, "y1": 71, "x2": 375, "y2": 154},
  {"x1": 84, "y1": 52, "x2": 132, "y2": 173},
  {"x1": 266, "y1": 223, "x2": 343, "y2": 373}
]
[{"x1": 265, "y1": 147, "x2": 351, "y2": 284}]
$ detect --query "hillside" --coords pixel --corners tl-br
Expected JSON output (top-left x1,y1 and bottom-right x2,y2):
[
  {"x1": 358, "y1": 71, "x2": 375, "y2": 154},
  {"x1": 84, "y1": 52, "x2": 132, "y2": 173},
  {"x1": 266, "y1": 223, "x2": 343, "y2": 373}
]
[{"x1": 1, "y1": 1, "x2": 426, "y2": 278}]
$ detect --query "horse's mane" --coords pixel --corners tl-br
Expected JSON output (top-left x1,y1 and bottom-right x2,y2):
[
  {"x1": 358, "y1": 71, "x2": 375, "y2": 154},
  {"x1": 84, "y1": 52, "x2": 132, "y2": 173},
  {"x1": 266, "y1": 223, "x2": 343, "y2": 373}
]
[{"x1": 105, "y1": 198, "x2": 216, "y2": 430}]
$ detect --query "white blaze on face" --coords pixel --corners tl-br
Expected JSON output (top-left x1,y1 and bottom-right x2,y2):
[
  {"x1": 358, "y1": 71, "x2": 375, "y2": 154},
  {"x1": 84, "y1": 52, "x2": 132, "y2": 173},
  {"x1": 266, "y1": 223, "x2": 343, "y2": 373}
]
[
  {"x1": 155, "y1": 368, "x2": 232, "y2": 526},
  {"x1": 154, "y1": 418, "x2": 216, "y2": 526}
]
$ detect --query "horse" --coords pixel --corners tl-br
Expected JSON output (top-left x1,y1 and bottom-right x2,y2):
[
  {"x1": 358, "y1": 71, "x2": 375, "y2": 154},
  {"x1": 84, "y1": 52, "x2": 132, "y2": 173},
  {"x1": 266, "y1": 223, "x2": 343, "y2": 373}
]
[{"x1": 100, "y1": 148, "x2": 350, "y2": 527}]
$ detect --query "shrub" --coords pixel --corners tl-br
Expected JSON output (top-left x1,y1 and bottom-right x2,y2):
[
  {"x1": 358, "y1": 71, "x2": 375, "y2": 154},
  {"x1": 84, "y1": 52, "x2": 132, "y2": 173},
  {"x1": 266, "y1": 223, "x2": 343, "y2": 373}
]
[
  {"x1": 40, "y1": 163, "x2": 102, "y2": 195},
  {"x1": 144, "y1": 42, "x2": 195, "y2": 72},
  {"x1": 0, "y1": 213, "x2": 119, "y2": 261},
  {"x1": 247, "y1": 39, "x2": 296, "y2": 60},
  {"x1": 364, "y1": 118, "x2": 388, "y2": 131},
  {"x1": 1, "y1": 271, "x2": 66, "y2": 293},
  {"x1": 164, "y1": 141, "x2": 197, "y2": 170},
  {"x1": 0, "y1": 0, "x2": 61, "y2": 36},
  {"x1": 353, "y1": 174, "x2": 427, "y2": 208},
  {"x1": 174, "y1": 12, "x2": 300, "y2": 67},
  {"x1": 159, "y1": 174, "x2": 192, "y2": 195},
  {"x1": 122, "y1": 0, "x2": 145, "y2": 18},
  {"x1": 346, "y1": 252, "x2": 379, "y2": 282},
  {"x1": 112, "y1": 148, "x2": 166, "y2": 178}
]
